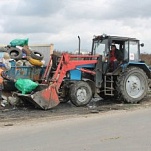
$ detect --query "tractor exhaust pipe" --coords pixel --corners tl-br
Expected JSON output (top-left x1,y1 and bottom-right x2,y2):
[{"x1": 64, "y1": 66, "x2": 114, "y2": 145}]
[{"x1": 78, "y1": 36, "x2": 81, "y2": 55}]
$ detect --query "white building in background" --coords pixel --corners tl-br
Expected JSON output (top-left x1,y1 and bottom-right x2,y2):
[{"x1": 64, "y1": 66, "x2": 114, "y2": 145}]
[{"x1": 74, "y1": 49, "x2": 91, "y2": 55}]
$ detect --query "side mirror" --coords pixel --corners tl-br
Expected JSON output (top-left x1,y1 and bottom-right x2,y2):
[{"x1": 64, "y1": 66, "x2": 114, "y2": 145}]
[{"x1": 140, "y1": 43, "x2": 144, "y2": 47}]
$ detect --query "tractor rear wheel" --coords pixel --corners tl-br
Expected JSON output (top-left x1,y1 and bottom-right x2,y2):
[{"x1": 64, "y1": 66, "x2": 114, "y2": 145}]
[
  {"x1": 117, "y1": 67, "x2": 148, "y2": 103},
  {"x1": 70, "y1": 81, "x2": 92, "y2": 106}
]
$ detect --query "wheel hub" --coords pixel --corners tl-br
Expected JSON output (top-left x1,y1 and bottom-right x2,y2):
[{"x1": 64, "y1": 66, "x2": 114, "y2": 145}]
[
  {"x1": 126, "y1": 75, "x2": 145, "y2": 98},
  {"x1": 77, "y1": 88, "x2": 87, "y2": 102}
]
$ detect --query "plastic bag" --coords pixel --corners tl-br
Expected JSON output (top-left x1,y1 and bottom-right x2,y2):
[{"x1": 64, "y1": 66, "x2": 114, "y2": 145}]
[
  {"x1": 2, "y1": 59, "x2": 11, "y2": 70},
  {"x1": 10, "y1": 38, "x2": 29, "y2": 47},
  {"x1": 15, "y1": 79, "x2": 38, "y2": 94}
]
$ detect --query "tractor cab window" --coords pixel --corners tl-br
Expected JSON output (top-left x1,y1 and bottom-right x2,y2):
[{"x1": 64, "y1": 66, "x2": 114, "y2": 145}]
[
  {"x1": 124, "y1": 40, "x2": 139, "y2": 62},
  {"x1": 129, "y1": 41, "x2": 139, "y2": 62},
  {"x1": 124, "y1": 41, "x2": 129, "y2": 61},
  {"x1": 93, "y1": 39, "x2": 108, "y2": 61}
]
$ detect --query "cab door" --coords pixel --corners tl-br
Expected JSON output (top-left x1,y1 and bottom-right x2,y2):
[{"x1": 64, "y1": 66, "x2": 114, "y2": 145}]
[{"x1": 124, "y1": 40, "x2": 140, "y2": 62}]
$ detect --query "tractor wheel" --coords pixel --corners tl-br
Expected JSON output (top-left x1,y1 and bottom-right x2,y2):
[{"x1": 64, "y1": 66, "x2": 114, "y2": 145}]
[
  {"x1": 59, "y1": 84, "x2": 73, "y2": 103},
  {"x1": 70, "y1": 81, "x2": 92, "y2": 106},
  {"x1": 116, "y1": 67, "x2": 148, "y2": 103}
]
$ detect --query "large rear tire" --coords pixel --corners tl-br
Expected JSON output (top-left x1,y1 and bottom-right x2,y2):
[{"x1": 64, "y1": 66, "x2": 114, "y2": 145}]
[
  {"x1": 117, "y1": 67, "x2": 148, "y2": 103},
  {"x1": 70, "y1": 81, "x2": 92, "y2": 106}
]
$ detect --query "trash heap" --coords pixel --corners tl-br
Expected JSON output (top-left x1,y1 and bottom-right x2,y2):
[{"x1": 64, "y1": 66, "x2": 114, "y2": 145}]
[
  {"x1": 0, "y1": 38, "x2": 45, "y2": 67},
  {"x1": 0, "y1": 39, "x2": 46, "y2": 108}
]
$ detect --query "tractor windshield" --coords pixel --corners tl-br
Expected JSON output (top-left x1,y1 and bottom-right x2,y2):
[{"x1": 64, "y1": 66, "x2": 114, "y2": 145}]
[{"x1": 93, "y1": 39, "x2": 108, "y2": 58}]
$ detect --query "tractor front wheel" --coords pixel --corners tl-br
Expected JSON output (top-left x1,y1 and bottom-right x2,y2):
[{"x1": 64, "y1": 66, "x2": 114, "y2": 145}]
[
  {"x1": 70, "y1": 81, "x2": 92, "y2": 106},
  {"x1": 117, "y1": 67, "x2": 148, "y2": 103}
]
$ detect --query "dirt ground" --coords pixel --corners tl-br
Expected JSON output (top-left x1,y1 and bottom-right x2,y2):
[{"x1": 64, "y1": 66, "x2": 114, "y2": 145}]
[{"x1": 1, "y1": 91, "x2": 151, "y2": 125}]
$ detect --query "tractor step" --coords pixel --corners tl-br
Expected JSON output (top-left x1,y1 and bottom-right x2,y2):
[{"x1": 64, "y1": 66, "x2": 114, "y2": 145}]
[{"x1": 104, "y1": 75, "x2": 114, "y2": 96}]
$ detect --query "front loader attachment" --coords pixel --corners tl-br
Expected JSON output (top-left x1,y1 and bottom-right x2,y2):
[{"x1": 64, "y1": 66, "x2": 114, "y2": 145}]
[
  {"x1": 31, "y1": 85, "x2": 60, "y2": 109},
  {"x1": 15, "y1": 84, "x2": 60, "y2": 110},
  {"x1": 15, "y1": 53, "x2": 99, "y2": 110}
]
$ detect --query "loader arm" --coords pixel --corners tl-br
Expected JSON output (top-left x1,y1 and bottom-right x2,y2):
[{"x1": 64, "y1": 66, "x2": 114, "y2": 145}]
[{"x1": 30, "y1": 53, "x2": 99, "y2": 109}]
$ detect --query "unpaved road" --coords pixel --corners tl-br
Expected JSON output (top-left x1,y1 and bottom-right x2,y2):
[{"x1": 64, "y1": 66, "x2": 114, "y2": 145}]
[
  {"x1": 0, "y1": 95, "x2": 151, "y2": 125},
  {"x1": 0, "y1": 107, "x2": 151, "y2": 151}
]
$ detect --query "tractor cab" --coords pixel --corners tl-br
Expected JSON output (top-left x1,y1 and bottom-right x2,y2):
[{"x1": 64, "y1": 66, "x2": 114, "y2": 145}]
[{"x1": 91, "y1": 34, "x2": 141, "y2": 73}]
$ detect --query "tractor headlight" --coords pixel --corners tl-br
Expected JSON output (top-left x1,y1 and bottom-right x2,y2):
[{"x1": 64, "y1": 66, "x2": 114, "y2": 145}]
[{"x1": 66, "y1": 72, "x2": 70, "y2": 79}]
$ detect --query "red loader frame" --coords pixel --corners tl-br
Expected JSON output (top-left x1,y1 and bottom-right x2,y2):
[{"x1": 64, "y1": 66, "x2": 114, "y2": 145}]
[{"x1": 32, "y1": 53, "x2": 99, "y2": 109}]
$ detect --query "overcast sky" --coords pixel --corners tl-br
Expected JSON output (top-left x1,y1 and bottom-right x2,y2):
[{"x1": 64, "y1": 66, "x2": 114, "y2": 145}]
[{"x1": 0, "y1": 0, "x2": 151, "y2": 53}]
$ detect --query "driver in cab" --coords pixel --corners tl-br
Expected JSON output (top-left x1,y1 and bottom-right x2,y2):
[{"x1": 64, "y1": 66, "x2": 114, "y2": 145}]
[{"x1": 109, "y1": 44, "x2": 123, "y2": 71}]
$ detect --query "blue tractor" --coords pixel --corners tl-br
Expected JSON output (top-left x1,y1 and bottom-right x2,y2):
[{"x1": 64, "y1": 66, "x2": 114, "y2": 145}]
[
  {"x1": 51, "y1": 34, "x2": 150, "y2": 107},
  {"x1": 90, "y1": 34, "x2": 149, "y2": 104}
]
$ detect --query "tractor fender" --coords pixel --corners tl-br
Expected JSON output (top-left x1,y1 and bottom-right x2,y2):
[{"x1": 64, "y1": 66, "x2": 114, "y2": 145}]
[
  {"x1": 82, "y1": 78, "x2": 95, "y2": 94},
  {"x1": 126, "y1": 62, "x2": 151, "y2": 78},
  {"x1": 68, "y1": 79, "x2": 95, "y2": 94}
]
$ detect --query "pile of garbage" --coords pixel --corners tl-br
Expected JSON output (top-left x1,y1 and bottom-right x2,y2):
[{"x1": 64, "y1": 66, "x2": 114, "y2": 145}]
[
  {"x1": 0, "y1": 39, "x2": 46, "y2": 109},
  {"x1": 0, "y1": 38, "x2": 45, "y2": 67}
]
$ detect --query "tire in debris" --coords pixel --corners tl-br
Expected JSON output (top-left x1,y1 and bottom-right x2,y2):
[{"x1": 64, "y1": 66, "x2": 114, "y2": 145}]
[
  {"x1": 70, "y1": 81, "x2": 92, "y2": 106},
  {"x1": 30, "y1": 50, "x2": 44, "y2": 60},
  {"x1": 8, "y1": 47, "x2": 22, "y2": 60},
  {"x1": 22, "y1": 47, "x2": 31, "y2": 56},
  {"x1": 116, "y1": 67, "x2": 148, "y2": 103}
]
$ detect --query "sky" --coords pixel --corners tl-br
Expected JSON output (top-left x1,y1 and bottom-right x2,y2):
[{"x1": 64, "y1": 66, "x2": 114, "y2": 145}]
[{"x1": 0, "y1": 0, "x2": 151, "y2": 53}]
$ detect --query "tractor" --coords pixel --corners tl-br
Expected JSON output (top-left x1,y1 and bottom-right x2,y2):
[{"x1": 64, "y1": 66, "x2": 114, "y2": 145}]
[{"x1": 16, "y1": 34, "x2": 150, "y2": 109}]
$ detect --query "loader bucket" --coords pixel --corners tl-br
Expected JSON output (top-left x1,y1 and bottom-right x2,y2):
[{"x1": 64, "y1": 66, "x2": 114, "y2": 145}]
[
  {"x1": 15, "y1": 84, "x2": 60, "y2": 110},
  {"x1": 31, "y1": 85, "x2": 60, "y2": 109}
]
